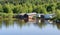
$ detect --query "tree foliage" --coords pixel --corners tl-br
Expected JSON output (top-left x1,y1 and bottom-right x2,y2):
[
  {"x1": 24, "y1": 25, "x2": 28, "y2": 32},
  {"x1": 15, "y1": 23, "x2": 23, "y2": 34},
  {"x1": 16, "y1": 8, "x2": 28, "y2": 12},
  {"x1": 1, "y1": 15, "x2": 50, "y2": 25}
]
[{"x1": 0, "y1": 0, "x2": 60, "y2": 14}]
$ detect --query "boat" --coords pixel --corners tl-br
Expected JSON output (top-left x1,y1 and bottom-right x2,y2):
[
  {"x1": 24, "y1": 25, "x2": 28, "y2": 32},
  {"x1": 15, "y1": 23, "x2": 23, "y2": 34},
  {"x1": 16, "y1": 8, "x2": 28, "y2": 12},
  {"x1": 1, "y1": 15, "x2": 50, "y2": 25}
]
[
  {"x1": 36, "y1": 14, "x2": 44, "y2": 18},
  {"x1": 44, "y1": 14, "x2": 55, "y2": 20}
]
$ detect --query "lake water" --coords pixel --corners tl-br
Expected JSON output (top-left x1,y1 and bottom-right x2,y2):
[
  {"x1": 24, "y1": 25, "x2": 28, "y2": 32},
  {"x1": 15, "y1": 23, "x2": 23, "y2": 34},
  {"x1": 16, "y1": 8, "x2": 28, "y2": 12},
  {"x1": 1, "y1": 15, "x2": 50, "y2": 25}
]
[{"x1": 0, "y1": 18, "x2": 60, "y2": 35}]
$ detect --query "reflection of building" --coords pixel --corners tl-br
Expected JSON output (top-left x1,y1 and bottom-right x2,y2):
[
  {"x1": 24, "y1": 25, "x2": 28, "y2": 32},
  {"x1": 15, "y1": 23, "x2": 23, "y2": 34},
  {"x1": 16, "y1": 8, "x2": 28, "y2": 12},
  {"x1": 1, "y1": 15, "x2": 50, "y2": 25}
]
[
  {"x1": 28, "y1": 18, "x2": 36, "y2": 22},
  {"x1": 36, "y1": 18, "x2": 45, "y2": 24}
]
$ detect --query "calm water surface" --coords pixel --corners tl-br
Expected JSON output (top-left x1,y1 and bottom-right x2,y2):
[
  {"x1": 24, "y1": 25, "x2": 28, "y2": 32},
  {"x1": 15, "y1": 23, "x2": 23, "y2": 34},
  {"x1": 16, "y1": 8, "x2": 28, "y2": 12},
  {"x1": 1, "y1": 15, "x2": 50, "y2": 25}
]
[{"x1": 0, "y1": 18, "x2": 60, "y2": 35}]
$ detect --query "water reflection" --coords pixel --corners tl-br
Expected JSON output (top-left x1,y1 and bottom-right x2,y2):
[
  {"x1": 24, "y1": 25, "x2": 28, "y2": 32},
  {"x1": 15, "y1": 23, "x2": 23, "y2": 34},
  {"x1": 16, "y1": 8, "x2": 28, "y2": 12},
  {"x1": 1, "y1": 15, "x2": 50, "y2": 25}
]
[
  {"x1": 0, "y1": 18, "x2": 60, "y2": 35},
  {"x1": 0, "y1": 18, "x2": 60, "y2": 30},
  {"x1": 55, "y1": 23, "x2": 60, "y2": 30},
  {"x1": 0, "y1": 20, "x2": 2, "y2": 29}
]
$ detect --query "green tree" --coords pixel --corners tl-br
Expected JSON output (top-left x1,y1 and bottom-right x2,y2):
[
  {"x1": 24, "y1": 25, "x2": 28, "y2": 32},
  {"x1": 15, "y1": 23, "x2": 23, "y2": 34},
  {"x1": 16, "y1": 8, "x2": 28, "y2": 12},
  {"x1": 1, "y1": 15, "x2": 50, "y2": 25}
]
[{"x1": 0, "y1": 4, "x2": 3, "y2": 12}]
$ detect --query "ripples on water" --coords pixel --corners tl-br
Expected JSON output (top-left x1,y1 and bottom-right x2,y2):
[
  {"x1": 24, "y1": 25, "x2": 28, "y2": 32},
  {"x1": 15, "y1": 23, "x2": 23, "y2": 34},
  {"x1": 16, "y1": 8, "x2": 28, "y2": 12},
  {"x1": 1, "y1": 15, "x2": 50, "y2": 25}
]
[{"x1": 0, "y1": 18, "x2": 60, "y2": 35}]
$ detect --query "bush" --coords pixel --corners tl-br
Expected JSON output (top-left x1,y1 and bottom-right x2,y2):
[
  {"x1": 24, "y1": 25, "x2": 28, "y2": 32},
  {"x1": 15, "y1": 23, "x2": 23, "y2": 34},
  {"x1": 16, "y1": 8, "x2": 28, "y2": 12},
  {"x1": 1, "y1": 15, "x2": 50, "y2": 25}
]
[
  {"x1": 46, "y1": 5, "x2": 52, "y2": 12},
  {"x1": 56, "y1": 10, "x2": 60, "y2": 19},
  {"x1": 0, "y1": 4, "x2": 3, "y2": 12},
  {"x1": 56, "y1": 3, "x2": 60, "y2": 10},
  {"x1": 3, "y1": 4, "x2": 13, "y2": 13}
]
